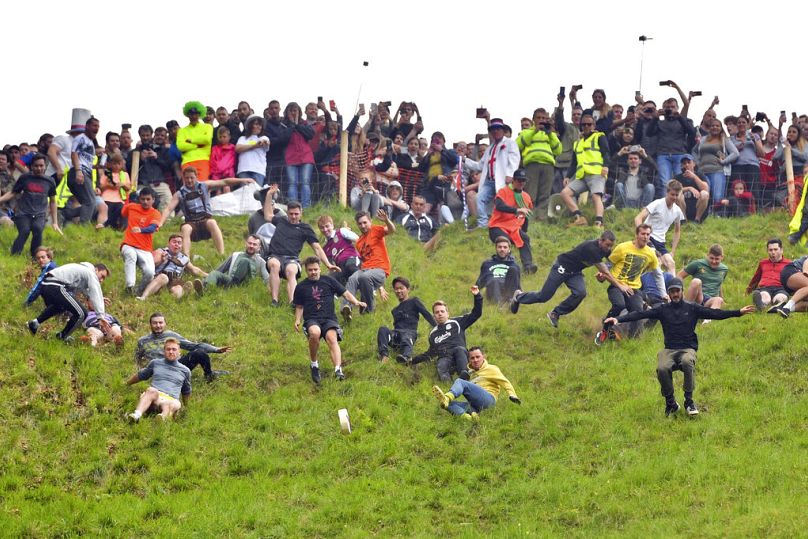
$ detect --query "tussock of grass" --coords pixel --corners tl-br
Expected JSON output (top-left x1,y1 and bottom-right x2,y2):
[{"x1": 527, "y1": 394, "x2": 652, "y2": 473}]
[{"x1": 0, "y1": 206, "x2": 806, "y2": 537}]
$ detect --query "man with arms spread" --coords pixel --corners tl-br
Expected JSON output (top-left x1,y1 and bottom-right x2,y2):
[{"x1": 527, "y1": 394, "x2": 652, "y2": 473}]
[
  {"x1": 604, "y1": 278, "x2": 754, "y2": 417},
  {"x1": 341, "y1": 209, "x2": 396, "y2": 320},
  {"x1": 293, "y1": 257, "x2": 366, "y2": 384},
  {"x1": 745, "y1": 238, "x2": 791, "y2": 311},
  {"x1": 678, "y1": 244, "x2": 728, "y2": 310},
  {"x1": 511, "y1": 230, "x2": 618, "y2": 328},
  {"x1": 377, "y1": 276, "x2": 436, "y2": 364},
  {"x1": 635, "y1": 180, "x2": 684, "y2": 274},
  {"x1": 126, "y1": 338, "x2": 191, "y2": 422},
  {"x1": 431, "y1": 346, "x2": 520, "y2": 420},
  {"x1": 476, "y1": 236, "x2": 521, "y2": 305},
  {"x1": 261, "y1": 186, "x2": 336, "y2": 306},
  {"x1": 159, "y1": 166, "x2": 254, "y2": 256},
  {"x1": 135, "y1": 312, "x2": 231, "y2": 383}
]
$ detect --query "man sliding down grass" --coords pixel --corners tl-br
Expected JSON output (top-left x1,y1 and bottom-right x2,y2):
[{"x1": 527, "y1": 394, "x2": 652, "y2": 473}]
[
  {"x1": 126, "y1": 338, "x2": 191, "y2": 422},
  {"x1": 431, "y1": 346, "x2": 520, "y2": 420}
]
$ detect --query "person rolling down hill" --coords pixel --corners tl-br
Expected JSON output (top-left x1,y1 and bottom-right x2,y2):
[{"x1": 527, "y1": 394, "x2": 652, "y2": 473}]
[{"x1": 431, "y1": 346, "x2": 520, "y2": 420}]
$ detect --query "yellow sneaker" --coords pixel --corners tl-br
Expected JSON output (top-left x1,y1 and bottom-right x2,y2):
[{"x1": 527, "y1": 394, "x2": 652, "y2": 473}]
[
  {"x1": 463, "y1": 412, "x2": 480, "y2": 422},
  {"x1": 432, "y1": 385, "x2": 450, "y2": 409}
]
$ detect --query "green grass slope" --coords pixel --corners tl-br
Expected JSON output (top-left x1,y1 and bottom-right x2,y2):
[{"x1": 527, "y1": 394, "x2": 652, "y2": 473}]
[{"x1": 0, "y1": 207, "x2": 806, "y2": 538}]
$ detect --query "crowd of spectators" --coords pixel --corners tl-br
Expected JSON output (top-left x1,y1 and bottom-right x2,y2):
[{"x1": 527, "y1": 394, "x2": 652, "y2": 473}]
[{"x1": 2, "y1": 83, "x2": 808, "y2": 261}]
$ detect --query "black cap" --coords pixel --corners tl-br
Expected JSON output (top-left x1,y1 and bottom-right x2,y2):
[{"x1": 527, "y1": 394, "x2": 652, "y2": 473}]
[
  {"x1": 513, "y1": 168, "x2": 527, "y2": 182},
  {"x1": 667, "y1": 277, "x2": 684, "y2": 291}
]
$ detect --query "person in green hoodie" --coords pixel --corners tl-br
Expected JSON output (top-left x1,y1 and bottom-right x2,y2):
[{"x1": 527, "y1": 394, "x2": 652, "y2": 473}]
[{"x1": 431, "y1": 346, "x2": 521, "y2": 420}]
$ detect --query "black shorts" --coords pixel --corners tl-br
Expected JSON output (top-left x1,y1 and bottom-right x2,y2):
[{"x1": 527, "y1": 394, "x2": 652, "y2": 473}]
[
  {"x1": 649, "y1": 237, "x2": 669, "y2": 255},
  {"x1": 269, "y1": 255, "x2": 301, "y2": 279},
  {"x1": 780, "y1": 265, "x2": 802, "y2": 294},
  {"x1": 303, "y1": 319, "x2": 343, "y2": 341},
  {"x1": 758, "y1": 285, "x2": 788, "y2": 298},
  {"x1": 185, "y1": 219, "x2": 212, "y2": 241}
]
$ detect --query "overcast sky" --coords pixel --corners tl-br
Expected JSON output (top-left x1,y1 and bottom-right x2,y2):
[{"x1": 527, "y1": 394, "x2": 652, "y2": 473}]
[{"x1": 5, "y1": 1, "x2": 807, "y2": 145}]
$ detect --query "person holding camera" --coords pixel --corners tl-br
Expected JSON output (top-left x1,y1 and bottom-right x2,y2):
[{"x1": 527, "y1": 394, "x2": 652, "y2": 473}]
[
  {"x1": 516, "y1": 108, "x2": 562, "y2": 220},
  {"x1": 646, "y1": 96, "x2": 696, "y2": 192}
]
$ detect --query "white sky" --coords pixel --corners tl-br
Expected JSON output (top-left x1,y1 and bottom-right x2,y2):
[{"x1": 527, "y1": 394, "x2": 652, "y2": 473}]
[{"x1": 4, "y1": 1, "x2": 808, "y2": 145}]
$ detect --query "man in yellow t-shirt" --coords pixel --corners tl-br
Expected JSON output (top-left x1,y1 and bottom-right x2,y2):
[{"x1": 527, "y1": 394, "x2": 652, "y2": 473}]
[{"x1": 596, "y1": 223, "x2": 666, "y2": 343}]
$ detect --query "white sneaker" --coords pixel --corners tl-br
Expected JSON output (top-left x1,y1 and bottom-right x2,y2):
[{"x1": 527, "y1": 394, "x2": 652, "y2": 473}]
[{"x1": 127, "y1": 412, "x2": 140, "y2": 423}]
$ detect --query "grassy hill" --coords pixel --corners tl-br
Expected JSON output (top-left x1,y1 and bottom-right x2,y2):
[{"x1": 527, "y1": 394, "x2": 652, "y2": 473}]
[{"x1": 0, "y1": 206, "x2": 806, "y2": 538}]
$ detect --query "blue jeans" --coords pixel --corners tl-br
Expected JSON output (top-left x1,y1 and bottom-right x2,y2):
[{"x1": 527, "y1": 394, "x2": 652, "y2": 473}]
[
  {"x1": 614, "y1": 182, "x2": 655, "y2": 209},
  {"x1": 704, "y1": 171, "x2": 726, "y2": 206},
  {"x1": 476, "y1": 179, "x2": 496, "y2": 227},
  {"x1": 656, "y1": 154, "x2": 686, "y2": 187},
  {"x1": 286, "y1": 163, "x2": 313, "y2": 207},
  {"x1": 446, "y1": 379, "x2": 496, "y2": 416},
  {"x1": 237, "y1": 170, "x2": 265, "y2": 187}
]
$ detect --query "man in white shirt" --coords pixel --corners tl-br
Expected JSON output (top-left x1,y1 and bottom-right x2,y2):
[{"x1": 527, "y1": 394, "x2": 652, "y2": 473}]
[
  {"x1": 465, "y1": 118, "x2": 520, "y2": 228},
  {"x1": 634, "y1": 180, "x2": 684, "y2": 274}
]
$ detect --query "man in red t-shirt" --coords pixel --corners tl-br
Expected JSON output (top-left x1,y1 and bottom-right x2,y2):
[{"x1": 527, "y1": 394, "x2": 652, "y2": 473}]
[
  {"x1": 121, "y1": 187, "x2": 161, "y2": 295},
  {"x1": 341, "y1": 209, "x2": 395, "y2": 321},
  {"x1": 745, "y1": 238, "x2": 791, "y2": 310}
]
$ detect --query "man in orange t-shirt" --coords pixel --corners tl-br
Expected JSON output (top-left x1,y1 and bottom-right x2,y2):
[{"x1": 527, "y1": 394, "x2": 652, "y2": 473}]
[
  {"x1": 341, "y1": 209, "x2": 395, "y2": 320},
  {"x1": 121, "y1": 187, "x2": 161, "y2": 295}
]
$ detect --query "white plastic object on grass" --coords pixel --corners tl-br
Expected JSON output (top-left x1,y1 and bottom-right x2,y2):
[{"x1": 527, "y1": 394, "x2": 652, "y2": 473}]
[{"x1": 338, "y1": 408, "x2": 351, "y2": 434}]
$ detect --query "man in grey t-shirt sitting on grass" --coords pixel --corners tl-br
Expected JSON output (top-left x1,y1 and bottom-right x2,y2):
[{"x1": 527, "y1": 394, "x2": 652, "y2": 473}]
[{"x1": 126, "y1": 338, "x2": 191, "y2": 422}]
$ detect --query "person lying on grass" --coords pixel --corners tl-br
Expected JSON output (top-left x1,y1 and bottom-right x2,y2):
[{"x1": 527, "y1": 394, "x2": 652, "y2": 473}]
[{"x1": 431, "y1": 346, "x2": 520, "y2": 420}]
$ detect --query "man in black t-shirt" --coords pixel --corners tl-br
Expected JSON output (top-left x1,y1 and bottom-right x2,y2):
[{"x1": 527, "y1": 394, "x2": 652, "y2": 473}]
[
  {"x1": 377, "y1": 276, "x2": 436, "y2": 363},
  {"x1": 0, "y1": 154, "x2": 62, "y2": 256},
  {"x1": 264, "y1": 187, "x2": 338, "y2": 306},
  {"x1": 510, "y1": 230, "x2": 619, "y2": 328},
  {"x1": 476, "y1": 236, "x2": 522, "y2": 304},
  {"x1": 293, "y1": 257, "x2": 366, "y2": 384}
]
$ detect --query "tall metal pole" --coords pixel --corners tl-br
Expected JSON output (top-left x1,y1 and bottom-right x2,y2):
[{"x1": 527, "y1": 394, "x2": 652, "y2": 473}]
[{"x1": 638, "y1": 36, "x2": 653, "y2": 95}]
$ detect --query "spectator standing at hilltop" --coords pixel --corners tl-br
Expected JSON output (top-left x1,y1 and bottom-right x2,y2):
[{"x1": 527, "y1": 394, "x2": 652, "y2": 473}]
[{"x1": 177, "y1": 101, "x2": 213, "y2": 180}]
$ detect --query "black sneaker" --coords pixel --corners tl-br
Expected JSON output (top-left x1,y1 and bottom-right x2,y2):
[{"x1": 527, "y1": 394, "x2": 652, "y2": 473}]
[
  {"x1": 524, "y1": 264, "x2": 538, "y2": 275},
  {"x1": 684, "y1": 400, "x2": 699, "y2": 416},
  {"x1": 341, "y1": 305, "x2": 353, "y2": 323},
  {"x1": 395, "y1": 354, "x2": 410, "y2": 364},
  {"x1": 27, "y1": 319, "x2": 40, "y2": 335},
  {"x1": 665, "y1": 401, "x2": 681, "y2": 416},
  {"x1": 547, "y1": 311, "x2": 559, "y2": 328},
  {"x1": 271, "y1": 299, "x2": 281, "y2": 308},
  {"x1": 459, "y1": 370, "x2": 471, "y2": 381},
  {"x1": 752, "y1": 290, "x2": 764, "y2": 311},
  {"x1": 766, "y1": 301, "x2": 784, "y2": 314},
  {"x1": 310, "y1": 365, "x2": 321, "y2": 384},
  {"x1": 334, "y1": 369, "x2": 345, "y2": 381},
  {"x1": 775, "y1": 305, "x2": 791, "y2": 319},
  {"x1": 509, "y1": 290, "x2": 522, "y2": 314},
  {"x1": 205, "y1": 369, "x2": 231, "y2": 383}
]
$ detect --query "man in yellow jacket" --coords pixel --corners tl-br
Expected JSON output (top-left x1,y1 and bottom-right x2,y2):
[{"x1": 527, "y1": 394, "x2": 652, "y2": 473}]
[
  {"x1": 177, "y1": 101, "x2": 213, "y2": 180},
  {"x1": 516, "y1": 108, "x2": 561, "y2": 220},
  {"x1": 432, "y1": 346, "x2": 520, "y2": 420}
]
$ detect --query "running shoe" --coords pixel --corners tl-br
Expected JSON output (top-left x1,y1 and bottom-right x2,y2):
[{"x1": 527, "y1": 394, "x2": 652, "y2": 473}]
[
  {"x1": 193, "y1": 279, "x2": 204, "y2": 296},
  {"x1": 432, "y1": 385, "x2": 450, "y2": 409},
  {"x1": 547, "y1": 311, "x2": 559, "y2": 328},
  {"x1": 27, "y1": 319, "x2": 40, "y2": 335},
  {"x1": 509, "y1": 290, "x2": 522, "y2": 314},
  {"x1": 334, "y1": 368, "x2": 345, "y2": 381},
  {"x1": 752, "y1": 290, "x2": 764, "y2": 311},
  {"x1": 310, "y1": 365, "x2": 321, "y2": 384},
  {"x1": 665, "y1": 401, "x2": 681, "y2": 417},
  {"x1": 341, "y1": 305, "x2": 353, "y2": 323},
  {"x1": 684, "y1": 400, "x2": 699, "y2": 416},
  {"x1": 594, "y1": 330, "x2": 608, "y2": 345}
]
